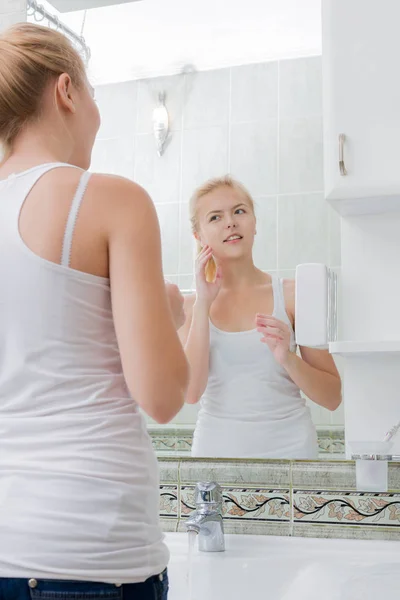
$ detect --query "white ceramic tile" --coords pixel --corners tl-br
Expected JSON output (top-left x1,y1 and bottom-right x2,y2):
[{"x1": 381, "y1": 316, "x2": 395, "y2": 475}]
[
  {"x1": 90, "y1": 136, "x2": 135, "y2": 179},
  {"x1": 277, "y1": 193, "x2": 329, "y2": 270},
  {"x1": 252, "y1": 196, "x2": 277, "y2": 271},
  {"x1": 179, "y1": 459, "x2": 291, "y2": 487},
  {"x1": 291, "y1": 461, "x2": 356, "y2": 490},
  {"x1": 158, "y1": 461, "x2": 180, "y2": 483},
  {"x1": 170, "y1": 403, "x2": 200, "y2": 426},
  {"x1": 0, "y1": 0, "x2": 25, "y2": 14},
  {"x1": 155, "y1": 203, "x2": 180, "y2": 274},
  {"x1": 331, "y1": 267, "x2": 343, "y2": 340},
  {"x1": 179, "y1": 274, "x2": 195, "y2": 292},
  {"x1": 278, "y1": 269, "x2": 296, "y2": 281},
  {"x1": 331, "y1": 397, "x2": 345, "y2": 426},
  {"x1": 181, "y1": 126, "x2": 229, "y2": 202},
  {"x1": 293, "y1": 522, "x2": 400, "y2": 541},
  {"x1": 184, "y1": 69, "x2": 230, "y2": 129},
  {"x1": 163, "y1": 275, "x2": 179, "y2": 285},
  {"x1": 136, "y1": 75, "x2": 185, "y2": 134},
  {"x1": 0, "y1": 10, "x2": 25, "y2": 26},
  {"x1": 179, "y1": 202, "x2": 196, "y2": 276},
  {"x1": 279, "y1": 116, "x2": 324, "y2": 194},
  {"x1": 134, "y1": 132, "x2": 181, "y2": 204},
  {"x1": 231, "y1": 62, "x2": 278, "y2": 123},
  {"x1": 329, "y1": 206, "x2": 342, "y2": 267},
  {"x1": 95, "y1": 81, "x2": 137, "y2": 140},
  {"x1": 230, "y1": 120, "x2": 278, "y2": 196},
  {"x1": 319, "y1": 407, "x2": 333, "y2": 426},
  {"x1": 279, "y1": 56, "x2": 322, "y2": 119}
]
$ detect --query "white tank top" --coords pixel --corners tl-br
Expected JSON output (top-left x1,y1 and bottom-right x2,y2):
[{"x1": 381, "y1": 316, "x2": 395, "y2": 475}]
[
  {"x1": 192, "y1": 275, "x2": 318, "y2": 459},
  {"x1": 0, "y1": 163, "x2": 168, "y2": 584}
]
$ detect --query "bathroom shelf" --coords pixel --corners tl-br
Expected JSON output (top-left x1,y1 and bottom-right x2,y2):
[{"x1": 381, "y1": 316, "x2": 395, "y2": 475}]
[
  {"x1": 329, "y1": 340, "x2": 400, "y2": 356},
  {"x1": 328, "y1": 193, "x2": 400, "y2": 217}
]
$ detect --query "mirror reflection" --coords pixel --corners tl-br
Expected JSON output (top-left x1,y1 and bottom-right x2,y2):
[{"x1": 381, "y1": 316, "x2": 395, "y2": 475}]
[
  {"x1": 31, "y1": 0, "x2": 344, "y2": 460},
  {"x1": 178, "y1": 177, "x2": 341, "y2": 459}
]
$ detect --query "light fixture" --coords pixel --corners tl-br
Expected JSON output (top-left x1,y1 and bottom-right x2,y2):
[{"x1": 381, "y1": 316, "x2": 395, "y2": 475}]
[{"x1": 152, "y1": 92, "x2": 169, "y2": 157}]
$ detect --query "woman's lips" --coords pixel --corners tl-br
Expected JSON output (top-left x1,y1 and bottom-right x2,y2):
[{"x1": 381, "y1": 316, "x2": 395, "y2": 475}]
[{"x1": 223, "y1": 235, "x2": 243, "y2": 244}]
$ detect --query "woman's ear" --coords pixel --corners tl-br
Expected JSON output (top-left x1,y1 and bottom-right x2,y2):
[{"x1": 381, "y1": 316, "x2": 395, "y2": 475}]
[
  {"x1": 56, "y1": 73, "x2": 76, "y2": 114},
  {"x1": 194, "y1": 231, "x2": 204, "y2": 246}
]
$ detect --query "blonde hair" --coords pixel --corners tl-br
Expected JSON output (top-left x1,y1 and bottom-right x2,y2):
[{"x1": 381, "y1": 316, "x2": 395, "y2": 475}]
[
  {"x1": 0, "y1": 23, "x2": 86, "y2": 154},
  {"x1": 189, "y1": 175, "x2": 255, "y2": 282}
]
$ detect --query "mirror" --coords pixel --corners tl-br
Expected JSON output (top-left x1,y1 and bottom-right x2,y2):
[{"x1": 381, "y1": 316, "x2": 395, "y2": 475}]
[{"x1": 37, "y1": 0, "x2": 344, "y2": 460}]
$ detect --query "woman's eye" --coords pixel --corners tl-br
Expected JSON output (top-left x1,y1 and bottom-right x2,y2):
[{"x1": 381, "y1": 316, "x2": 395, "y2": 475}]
[
  {"x1": 235, "y1": 208, "x2": 245, "y2": 214},
  {"x1": 210, "y1": 215, "x2": 220, "y2": 222}
]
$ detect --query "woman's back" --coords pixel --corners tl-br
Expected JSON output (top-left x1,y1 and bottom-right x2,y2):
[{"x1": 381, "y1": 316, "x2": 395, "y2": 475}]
[
  {"x1": 0, "y1": 21, "x2": 188, "y2": 596},
  {"x1": 0, "y1": 163, "x2": 169, "y2": 583}
]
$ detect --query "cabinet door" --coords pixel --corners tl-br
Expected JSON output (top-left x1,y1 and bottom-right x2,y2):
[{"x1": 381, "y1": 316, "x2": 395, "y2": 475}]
[{"x1": 322, "y1": 0, "x2": 400, "y2": 213}]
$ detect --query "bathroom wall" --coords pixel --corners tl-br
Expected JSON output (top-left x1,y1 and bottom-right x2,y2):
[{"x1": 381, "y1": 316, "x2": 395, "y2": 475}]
[
  {"x1": 0, "y1": 0, "x2": 26, "y2": 31},
  {"x1": 92, "y1": 55, "x2": 344, "y2": 428}
]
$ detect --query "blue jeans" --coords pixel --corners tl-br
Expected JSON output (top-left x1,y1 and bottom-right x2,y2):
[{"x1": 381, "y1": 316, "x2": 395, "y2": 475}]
[{"x1": 0, "y1": 570, "x2": 169, "y2": 600}]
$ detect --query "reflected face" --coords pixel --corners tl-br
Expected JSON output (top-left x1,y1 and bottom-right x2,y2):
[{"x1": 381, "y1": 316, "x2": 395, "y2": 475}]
[{"x1": 195, "y1": 185, "x2": 256, "y2": 261}]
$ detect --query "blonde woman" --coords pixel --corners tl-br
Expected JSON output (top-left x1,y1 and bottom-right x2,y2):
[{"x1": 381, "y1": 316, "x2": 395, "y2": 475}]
[
  {"x1": 0, "y1": 23, "x2": 189, "y2": 600},
  {"x1": 179, "y1": 176, "x2": 341, "y2": 459}
]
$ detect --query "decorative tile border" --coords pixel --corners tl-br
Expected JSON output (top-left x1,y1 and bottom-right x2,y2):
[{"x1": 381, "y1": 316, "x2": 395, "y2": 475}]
[
  {"x1": 149, "y1": 426, "x2": 345, "y2": 456},
  {"x1": 157, "y1": 457, "x2": 400, "y2": 541},
  {"x1": 159, "y1": 485, "x2": 178, "y2": 519},
  {"x1": 180, "y1": 485, "x2": 290, "y2": 522},
  {"x1": 316, "y1": 428, "x2": 346, "y2": 455},
  {"x1": 151, "y1": 429, "x2": 193, "y2": 454},
  {"x1": 293, "y1": 490, "x2": 400, "y2": 527}
]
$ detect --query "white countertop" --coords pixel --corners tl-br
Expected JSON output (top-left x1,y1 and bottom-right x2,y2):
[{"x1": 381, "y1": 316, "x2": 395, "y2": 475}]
[{"x1": 165, "y1": 532, "x2": 400, "y2": 599}]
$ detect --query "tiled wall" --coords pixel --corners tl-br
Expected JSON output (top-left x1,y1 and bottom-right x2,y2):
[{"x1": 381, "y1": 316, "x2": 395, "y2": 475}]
[
  {"x1": 149, "y1": 425, "x2": 346, "y2": 459},
  {"x1": 158, "y1": 457, "x2": 400, "y2": 541},
  {"x1": 92, "y1": 56, "x2": 344, "y2": 428},
  {"x1": 0, "y1": 0, "x2": 26, "y2": 31}
]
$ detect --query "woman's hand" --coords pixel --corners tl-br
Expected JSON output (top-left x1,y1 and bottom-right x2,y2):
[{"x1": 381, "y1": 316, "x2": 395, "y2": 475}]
[
  {"x1": 256, "y1": 314, "x2": 293, "y2": 367},
  {"x1": 165, "y1": 281, "x2": 186, "y2": 330},
  {"x1": 195, "y1": 245, "x2": 222, "y2": 309}
]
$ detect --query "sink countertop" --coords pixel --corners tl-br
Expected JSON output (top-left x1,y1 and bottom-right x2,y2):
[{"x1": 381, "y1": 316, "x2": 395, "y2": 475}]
[{"x1": 165, "y1": 532, "x2": 400, "y2": 599}]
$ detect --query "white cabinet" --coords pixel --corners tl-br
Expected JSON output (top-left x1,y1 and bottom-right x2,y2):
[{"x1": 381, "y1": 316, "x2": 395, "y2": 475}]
[{"x1": 322, "y1": 0, "x2": 400, "y2": 215}]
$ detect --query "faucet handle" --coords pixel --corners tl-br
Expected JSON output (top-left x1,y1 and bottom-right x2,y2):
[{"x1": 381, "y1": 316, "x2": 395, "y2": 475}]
[{"x1": 195, "y1": 482, "x2": 223, "y2": 505}]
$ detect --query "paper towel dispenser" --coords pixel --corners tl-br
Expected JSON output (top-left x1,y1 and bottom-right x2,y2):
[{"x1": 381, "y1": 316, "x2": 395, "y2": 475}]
[{"x1": 295, "y1": 263, "x2": 338, "y2": 349}]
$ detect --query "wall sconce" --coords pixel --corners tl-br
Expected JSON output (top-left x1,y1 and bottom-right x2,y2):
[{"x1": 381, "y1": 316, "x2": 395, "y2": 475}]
[{"x1": 153, "y1": 92, "x2": 169, "y2": 157}]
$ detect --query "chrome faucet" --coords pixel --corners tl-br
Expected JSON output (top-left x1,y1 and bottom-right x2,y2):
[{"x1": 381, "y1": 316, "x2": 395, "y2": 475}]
[{"x1": 185, "y1": 482, "x2": 225, "y2": 552}]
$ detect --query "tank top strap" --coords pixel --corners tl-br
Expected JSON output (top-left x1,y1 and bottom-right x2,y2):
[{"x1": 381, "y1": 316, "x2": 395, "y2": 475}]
[{"x1": 61, "y1": 170, "x2": 92, "y2": 267}]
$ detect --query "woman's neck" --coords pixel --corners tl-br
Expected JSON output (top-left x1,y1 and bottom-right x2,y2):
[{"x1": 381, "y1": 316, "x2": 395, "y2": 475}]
[
  {"x1": 0, "y1": 124, "x2": 72, "y2": 176},
  {"x1": 217, "y1": 258, "x2": 265, "y2": 290}
]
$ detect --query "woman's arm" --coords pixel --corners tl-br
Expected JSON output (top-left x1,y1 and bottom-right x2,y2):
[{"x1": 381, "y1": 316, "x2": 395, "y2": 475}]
[
  {"x1": 281, "y1": 348, "x2": 341, "y2": 411},
  {"x1": 256, "y1": 279, "x2": 342, "y2": 411},
  {"x1": 179, "y1": 294, "x2": 211, "y2": 404},
  {"x1": 178, "y1": 245, "x2": 222, "y2": 404},
  {"x1": 99, "y1": 175, "x2": 189, "y2": 423},
  {"x1": 285, "y1": 278, "x2": 341, "y2": 411}
]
